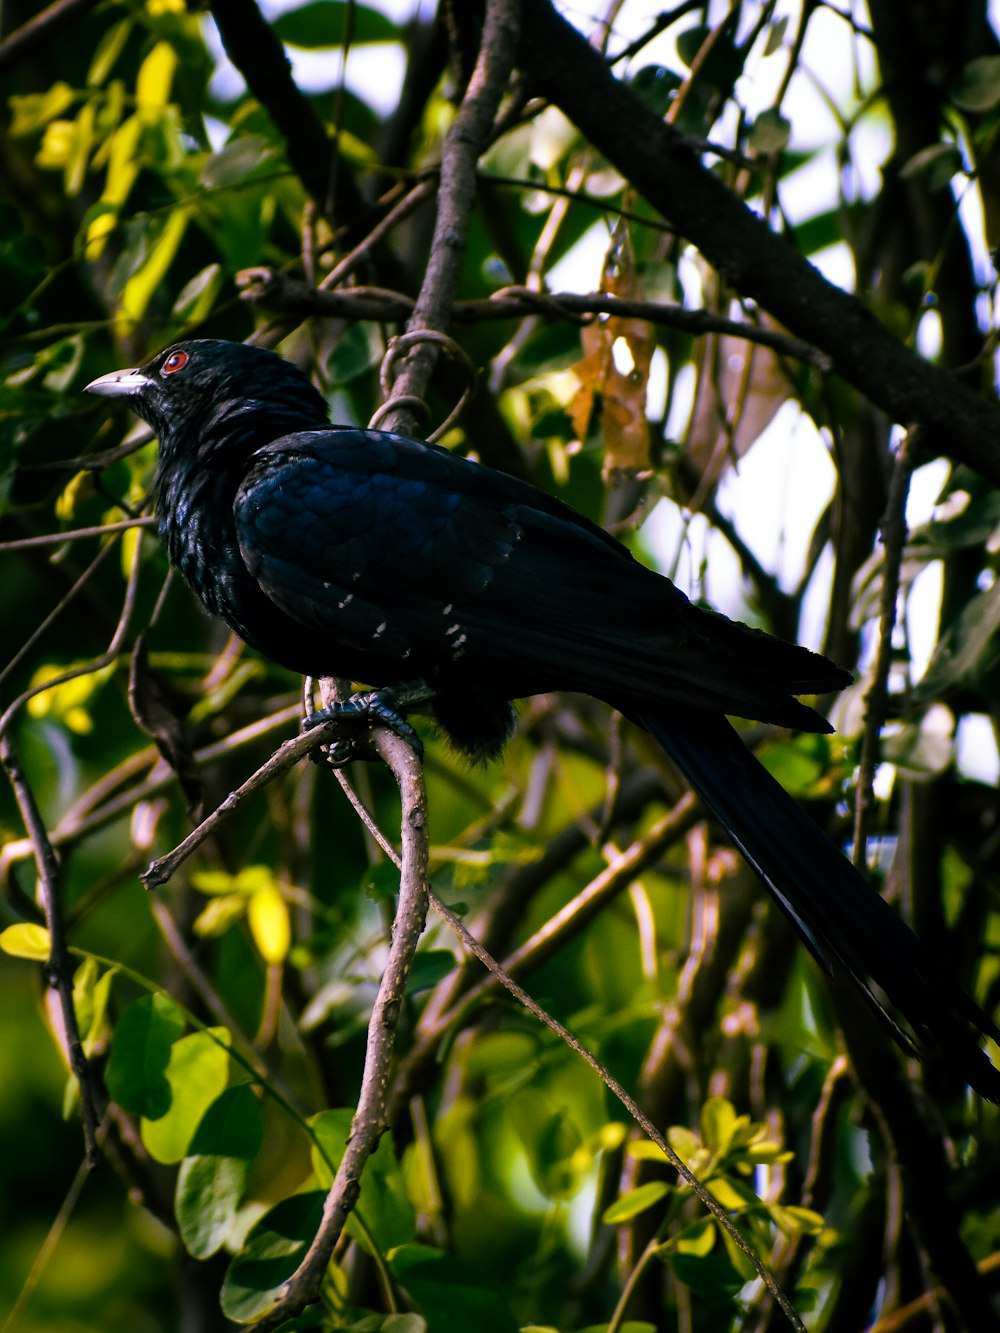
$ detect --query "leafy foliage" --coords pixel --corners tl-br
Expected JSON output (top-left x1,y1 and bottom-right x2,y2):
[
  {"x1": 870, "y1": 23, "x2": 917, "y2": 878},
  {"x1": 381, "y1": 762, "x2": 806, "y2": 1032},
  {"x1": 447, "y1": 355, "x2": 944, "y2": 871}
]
[{"x1": 2, "y1": 1, "x2": 1000, "y2": 1331}]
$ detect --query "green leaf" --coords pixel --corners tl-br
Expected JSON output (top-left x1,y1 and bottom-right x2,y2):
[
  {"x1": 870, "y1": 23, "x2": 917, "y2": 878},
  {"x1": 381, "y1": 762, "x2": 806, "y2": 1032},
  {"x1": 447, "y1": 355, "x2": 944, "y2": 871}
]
[
  {"x1": 176, "y1": 1085, "x2": 264, "y2": 1258},
  {"x1": 674, "y1": 1216, "x2": 715, "y2": 1257},
  {"x1": 707, "y1": 1175, "x2": 753, "y2": 1210},
  {"x1": 171, "y1": 262, "x2": 223, "y2": 323},
  {"x1": 0, "y1": 923, "x2": 51, "y2": 960},
  {"x1": 74, "y1": 958, "x2": 116, "y2": 1055},
  {"x1": 199, "y1": 136, "x2": 279, "y2": 189},
  {"x1": 716, "y1": 1217, "x2": 759, "y2": 1281},
  {"x1": 763, "y1": 15, "x2": 788, "y2": 56},
  {"x1": 192, "y1": 865, "x2": 275, "y2": 896},
  {"x1": 361, "y1": 861, "x2": 400, "y2": 903},
  {"x1": 668, "y1": 1248, "x2": 744, "y2": 1297},
  {"x1": 405, "y1": 949, "x2": 455, "y2": 995},
  {"x1": 676, "y1": 25, "x2": 711, "y2": 68},
  {"x1": 8, "y1": 83, "x2": 76, "y2": 137},
  {"x1": 918, "y1": 582, "x2": 1000, "y2": 698},
  {"x1": 272, "y1": 2, "x2": 399, "y2": 48},
  {"x1": 577, "y1": 1325, "x2": 657, "y2": 1333},
  {"x1": 141, "y1": 1026, "x2": 231, "y2": 1163},
  {"x1": 748, "y1": 108, "x2": 791, "y2": 155},
  {"x1": 88, "y1": 18, "x2": 132, "y2": 86},
  {"x1": 759, "y1": 733, "x2": 837, "y2": 798},
  {"x1": 880, "y1": 709, "x2": 955, "y2": 778},
  {"x1": 699, "y1": 1097, "x2": 739, "y2": 1154},
  {"x1": 104, "y1": 993, "x2": 185, "y2": 1117},
  {"x1": 247, "y1": 884, "x2": 291, "y2": 964},
  {"x1": 388, "y1": 1245, "x2": 519, "y2": 1333},
  {"x1": 509, "y1": 1092, "x2": 584, "y2": 1200},
  {"x1": 222, "y1": 1191, "x2": 326, "y2": 1323},
  {"x1": 601, "y1": 1181, "x2": 670, "y2": 1224},
  {"x1": 118, "y1": 206, "x2": 189, "y2": 330},
  {"x1": 629, "y1": 65, "x2": 682, "y2": 116},
  {"x1": 953, "y1": 56, "x2": 1000, "y2": 111},
  {"x1": 900, "y1": 142, "x2": 964, "y2": 190},
  {"x1": 769, "y1": 1203, "x2": 825, "y2": 1236},
  {"x1": 665, "y1": 1124, "x2": 700, "y2": 1168}
]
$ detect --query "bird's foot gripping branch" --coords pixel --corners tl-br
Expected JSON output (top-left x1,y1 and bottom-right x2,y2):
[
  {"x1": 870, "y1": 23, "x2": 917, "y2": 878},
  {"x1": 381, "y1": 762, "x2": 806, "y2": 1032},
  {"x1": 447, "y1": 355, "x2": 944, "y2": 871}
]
[{"x1": 302, "y1": 683, "x2": 434, "y2": 766}]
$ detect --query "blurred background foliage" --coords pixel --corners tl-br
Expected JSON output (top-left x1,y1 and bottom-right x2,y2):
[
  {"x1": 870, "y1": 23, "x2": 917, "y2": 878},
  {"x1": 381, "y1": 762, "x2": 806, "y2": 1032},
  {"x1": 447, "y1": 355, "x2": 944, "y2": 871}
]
[{"x1": 2, "y1": 0, "x2": 1000, "y2": 1329}]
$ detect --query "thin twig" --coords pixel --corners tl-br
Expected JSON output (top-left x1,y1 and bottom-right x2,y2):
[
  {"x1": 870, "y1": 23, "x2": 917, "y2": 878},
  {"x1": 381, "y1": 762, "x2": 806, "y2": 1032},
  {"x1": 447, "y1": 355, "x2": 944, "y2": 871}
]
[
  {"x1": 237, "y1": 271, "x2": 832, "y2": 369},
  {"x1": 251, "y1": 729, "x2": 429, "y2": 1328},
  {"x1": 141, "y1": 718, "x2": 341, "y2": 889},
  {"x1": 0, "y1": 0, "x2": 99, "y2": 72},
  {"x1": 852, "y1": 429, "x2": 920, "y2": 867},
  {"x1": 330, "y1": 767, "x2": 803, "y2": 1331},
  {"x1": 376, "y1": 0, "x2": 522, "y2": 435},
  {"x1": 0, "y1": 538, "x2": 120, "y2": 695},
  {"x1": 317, "y1": 178, "x2": 436, "y2": 292},
  {"x1": 0, "y1": 705, "x2": 302, "y2": 878},
  {"x1": 0, "y1": 516, "x2": 157, "y2": 552},
  {"x1": 0, "y1": 733, "x2": 102, "y2": 1165},
  {"x1": 0, "y1": 532, "x2": 146, "y2": 1162}
]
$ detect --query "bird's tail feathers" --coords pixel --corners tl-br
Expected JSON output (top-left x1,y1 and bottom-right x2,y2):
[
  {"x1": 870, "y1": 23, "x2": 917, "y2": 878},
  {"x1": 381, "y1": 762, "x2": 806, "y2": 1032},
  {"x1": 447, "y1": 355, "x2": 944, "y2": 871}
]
[{"x1": 634, "y1": 706, "x2": 1000, "y2": 1103}]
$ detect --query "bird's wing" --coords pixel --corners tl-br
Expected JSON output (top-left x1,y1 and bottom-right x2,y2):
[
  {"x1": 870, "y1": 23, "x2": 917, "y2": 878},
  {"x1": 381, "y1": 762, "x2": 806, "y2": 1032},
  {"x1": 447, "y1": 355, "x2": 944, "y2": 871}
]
[
  {"x1": 233, "y1": 429, "x2": 539, "y2": 665},
  {"x1": 234, "y1": 428, "x2": 842, "y2": 724}
]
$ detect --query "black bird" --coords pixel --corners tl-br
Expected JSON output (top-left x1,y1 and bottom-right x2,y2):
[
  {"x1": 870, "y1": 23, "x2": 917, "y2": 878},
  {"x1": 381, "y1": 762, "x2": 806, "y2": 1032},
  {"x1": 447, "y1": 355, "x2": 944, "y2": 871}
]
[{"x1": 87, "y1": 338, "x2": 1000, "y2": 1100}]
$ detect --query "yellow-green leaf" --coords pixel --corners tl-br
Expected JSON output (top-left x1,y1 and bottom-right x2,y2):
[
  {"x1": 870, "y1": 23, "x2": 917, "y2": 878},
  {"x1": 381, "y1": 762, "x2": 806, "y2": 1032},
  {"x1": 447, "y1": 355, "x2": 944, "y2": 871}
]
[
  {"x1": 0, "y1": 923, "x2": 51, "y2": 960},
  {"x1": 136, "y1": 41, "x2": 177, "y2": 112},
  {"x1": 602, "y1": 1181, "x2": 670, "y2": 1224},
  {"x1": 118, "y1": 207, "x2": 189, "y2": 330},
  {"x1": 247, "y1": 885, "x2": 291, "y2": 965}
]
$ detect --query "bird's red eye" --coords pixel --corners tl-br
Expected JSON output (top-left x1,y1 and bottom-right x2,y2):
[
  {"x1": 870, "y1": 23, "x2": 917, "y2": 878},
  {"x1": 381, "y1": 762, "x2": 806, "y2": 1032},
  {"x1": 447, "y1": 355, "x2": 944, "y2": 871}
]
[{"x1": 161, "y1": 350, "x2": 189, "y2": 376}]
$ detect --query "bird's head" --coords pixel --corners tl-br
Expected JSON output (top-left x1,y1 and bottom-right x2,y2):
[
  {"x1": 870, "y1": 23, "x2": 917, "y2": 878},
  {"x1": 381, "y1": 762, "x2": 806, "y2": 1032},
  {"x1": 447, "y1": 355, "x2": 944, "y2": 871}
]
[{"x1": 85, "y1": 339, "x2": 331, "y2": 450}]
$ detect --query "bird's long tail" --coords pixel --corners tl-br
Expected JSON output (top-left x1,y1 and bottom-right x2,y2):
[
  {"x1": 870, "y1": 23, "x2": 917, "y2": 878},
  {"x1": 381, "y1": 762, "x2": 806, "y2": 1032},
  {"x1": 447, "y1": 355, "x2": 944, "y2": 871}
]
[{"x1": 635, "y1": 706, "x2": 1000, "y2": 1102}]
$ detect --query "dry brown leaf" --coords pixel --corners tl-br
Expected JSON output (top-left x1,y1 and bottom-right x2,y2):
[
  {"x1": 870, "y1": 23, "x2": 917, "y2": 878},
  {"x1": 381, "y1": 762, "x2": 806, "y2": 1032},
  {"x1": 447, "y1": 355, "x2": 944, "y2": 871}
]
[
  {"x1": 686, "y1": 311, "x2": 792, "y2": 495},
  {"x1": 569, "y1": 223, "x2": 655, "y2": 479}
]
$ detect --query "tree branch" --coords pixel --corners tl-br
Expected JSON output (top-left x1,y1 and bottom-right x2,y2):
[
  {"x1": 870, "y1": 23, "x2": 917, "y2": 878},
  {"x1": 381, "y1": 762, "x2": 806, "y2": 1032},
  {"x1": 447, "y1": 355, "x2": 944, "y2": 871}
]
[
  {"x1": 207, "y1": 0, "x2": 368, "y2": 229},
  {"x1": 0, "y1": 735, "x2": 101, "y2": 1164},
  {"x1": 237, "y1": 270, "x2": 832, "y2": 367},
  {"x1": 250, "y1": 729, "x2": 429, "y2": 1330},
  {"x1": 0, "y1": 0, "x2": 100, "y2": 73},
  {"x1": 378, "y1": 0, "x2": 521, "y2": 434},
  {"x1": 516, "y1": 0, "x2": 1000, "y2": 485}
]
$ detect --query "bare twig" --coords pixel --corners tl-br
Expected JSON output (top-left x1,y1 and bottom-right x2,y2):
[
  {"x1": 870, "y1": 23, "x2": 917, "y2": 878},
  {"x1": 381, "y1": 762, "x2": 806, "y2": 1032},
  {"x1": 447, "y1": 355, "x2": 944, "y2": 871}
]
[
  {"x1": 317, "y1": 178, "x2": 436, "y2": 292},
  {"x1": 0, "y1": 0, "x2": 99, "y2": 72},
  {"x1": 250, "y1": 729, "x2": 429, "y2": 1329},
  {"x1": 377, "y1": 0, "x2": 521, "y2": 435},
  {"x1": 329, "y1": 768, "x2": 804, "y2": 1331},
  {"x1": 0, "y1": 705, "x2": 303, "y2": 878},
  {"x1": 0, "y1": 733, "x2": 102, "y2": 1165},
  {"x1": 0, "y1": 516, "x2": 157, "y2": 552},
  {"x1": 208, "y1": 0, "x2": 358, "y2": 224},
  {"x1": 851, "y1": 429, "x2": 920, "y2": 867},
  {"x1": 141, "y1": 717, "x2": 342, "y2": 889},
  {"x1": 0, "y1": 533, "x2": 148, "y2": 1162},
  {"x1": 237, "y1": 271, "x2": 832, "y2": 368}
]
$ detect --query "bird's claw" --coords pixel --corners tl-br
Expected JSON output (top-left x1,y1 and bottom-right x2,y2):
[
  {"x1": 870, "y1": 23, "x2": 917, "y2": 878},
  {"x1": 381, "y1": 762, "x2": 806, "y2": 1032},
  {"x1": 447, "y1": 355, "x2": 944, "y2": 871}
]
[{"x1": 304, "y1": 687, "x2": 425, "y2": 767}]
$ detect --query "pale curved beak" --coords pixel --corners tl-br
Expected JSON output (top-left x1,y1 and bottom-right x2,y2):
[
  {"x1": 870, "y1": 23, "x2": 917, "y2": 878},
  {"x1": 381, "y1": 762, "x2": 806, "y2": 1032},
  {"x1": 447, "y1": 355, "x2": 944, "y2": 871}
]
[{"x1": 85, "y1": 366, "x2": 152, "y2": 397}]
